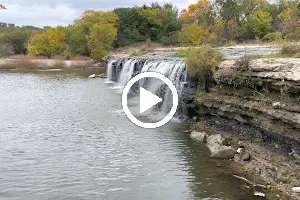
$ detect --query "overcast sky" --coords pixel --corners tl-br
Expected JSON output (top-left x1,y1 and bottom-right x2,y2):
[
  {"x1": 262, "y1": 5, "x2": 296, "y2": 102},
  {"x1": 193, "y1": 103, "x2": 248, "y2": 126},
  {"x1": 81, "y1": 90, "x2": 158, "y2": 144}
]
[{"x1": 0, "y1": 0, "x2": 195, "y2": 27}]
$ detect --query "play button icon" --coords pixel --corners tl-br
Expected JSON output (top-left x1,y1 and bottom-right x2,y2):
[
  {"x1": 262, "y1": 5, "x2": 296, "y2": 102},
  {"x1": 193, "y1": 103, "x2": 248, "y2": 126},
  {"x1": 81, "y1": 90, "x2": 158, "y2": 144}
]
[
  {"x1": 140, "y1": 87, "x2": 162, "y2": 114},
  {"x1": 122, "y1": 72, "x2": 179, "y2": 129}
]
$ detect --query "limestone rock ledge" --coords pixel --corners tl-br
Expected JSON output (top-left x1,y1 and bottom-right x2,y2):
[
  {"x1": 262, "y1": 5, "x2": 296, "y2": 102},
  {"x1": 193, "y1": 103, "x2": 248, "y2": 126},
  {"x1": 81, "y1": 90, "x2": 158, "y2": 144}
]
[{"x1": 193, "y1": 58, "x2": 300, "y2": 199}]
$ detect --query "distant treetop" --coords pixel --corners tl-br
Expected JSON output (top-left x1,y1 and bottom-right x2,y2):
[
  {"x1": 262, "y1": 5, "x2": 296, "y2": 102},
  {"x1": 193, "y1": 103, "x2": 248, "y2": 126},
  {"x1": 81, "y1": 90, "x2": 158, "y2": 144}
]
[{"x1": 0, "y1": 4, "x2": 7, "y2": 9}]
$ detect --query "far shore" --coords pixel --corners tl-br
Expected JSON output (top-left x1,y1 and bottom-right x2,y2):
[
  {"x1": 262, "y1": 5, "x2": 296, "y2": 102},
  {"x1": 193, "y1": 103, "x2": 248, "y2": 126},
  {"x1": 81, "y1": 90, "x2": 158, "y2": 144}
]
[{"x1": 0, "y1": 57, "x2": 101, "y2": 70}]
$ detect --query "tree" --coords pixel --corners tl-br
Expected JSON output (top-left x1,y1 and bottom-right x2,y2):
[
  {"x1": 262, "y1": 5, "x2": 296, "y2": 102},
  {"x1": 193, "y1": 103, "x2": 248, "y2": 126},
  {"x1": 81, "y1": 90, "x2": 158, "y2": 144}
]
[
  {"x1": 4, "y1": 28, "x2": 30, "y2": 54},
  {"x1": 75, "y1": 10, "x2": 118, "y2": 35},
  {"x1": 114, "y1": 4, "x2": 179, "y2": 46},
  {"x1": 178, "y1": 23, "x2": 215, "y2": 46},
  {"x1": 88, "y1": 23, "x2": 117, "y2": 60},
  {"x1": 75, "y1": 10, "x2": 118, "y2": 60},
  {"x1": 245, "y1": 9, "x2": 273, "y2": 39},
  {"x1": 179, "y1": 0, "x2": 211, "y2": 25},
  {"x1": 0, "y1": 4, "x2": 7, "y2": 9},
  {"x1": 280, "y1": 6, "x2": 300, "y2": 40},
  {"x1": 62, "y1": 25, "x2": 89, "y2": 57},
  {"x1": 28, "y1": 28, "x2": 65, "y2": 58},
  {"x1": 114, "y1": 8, "x2": 143, "y2": 46}
]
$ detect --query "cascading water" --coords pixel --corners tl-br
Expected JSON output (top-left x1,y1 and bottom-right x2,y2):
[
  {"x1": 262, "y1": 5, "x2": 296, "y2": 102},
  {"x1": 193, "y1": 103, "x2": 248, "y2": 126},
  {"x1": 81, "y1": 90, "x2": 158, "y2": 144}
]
[
  {"x1": 106, "y1": 57, "x2": 197, "y2": 118},
  {"x1": 106, "y1": 60, "x2": 115, "y2": 81}
]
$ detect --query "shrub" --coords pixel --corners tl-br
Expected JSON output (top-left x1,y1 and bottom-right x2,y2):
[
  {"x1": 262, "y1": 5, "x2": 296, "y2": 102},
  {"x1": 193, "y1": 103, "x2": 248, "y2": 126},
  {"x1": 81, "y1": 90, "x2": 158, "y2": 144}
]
[
  {"x1": 281, "y1": 43, "x2": 300, "y2": 55},
  {"x1": 159, "y1": 32, "x2": 179, "y2": 46},
  {"x1": 262, "y1": 32, "x2": 283, "y2": 42},
  {"x1": 235, "y1": 55, "x2": 258, "y2": 72},
  {"x1": 185, "y1": 46, "x2": 224, "y2": 92}
]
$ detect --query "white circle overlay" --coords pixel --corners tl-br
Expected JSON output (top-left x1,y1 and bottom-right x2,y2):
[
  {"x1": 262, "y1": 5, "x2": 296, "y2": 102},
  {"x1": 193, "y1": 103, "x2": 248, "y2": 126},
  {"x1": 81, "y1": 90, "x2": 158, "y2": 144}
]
[{"x1": 122, "y1": 72, "x2": 179, "y2": 129}]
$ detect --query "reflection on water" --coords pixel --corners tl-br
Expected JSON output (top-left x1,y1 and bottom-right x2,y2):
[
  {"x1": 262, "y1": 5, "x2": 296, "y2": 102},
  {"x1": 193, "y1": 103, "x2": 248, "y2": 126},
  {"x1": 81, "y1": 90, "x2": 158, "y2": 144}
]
[{"x1": 0, "y1": 71, "x2": 253, "y2": 200}]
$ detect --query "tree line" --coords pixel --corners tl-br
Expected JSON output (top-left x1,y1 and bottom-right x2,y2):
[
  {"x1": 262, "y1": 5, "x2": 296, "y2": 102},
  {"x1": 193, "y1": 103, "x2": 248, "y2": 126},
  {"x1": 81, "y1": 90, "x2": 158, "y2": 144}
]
[{"x1": 0, "y1": 0, "x2": 300, "y2": 61}]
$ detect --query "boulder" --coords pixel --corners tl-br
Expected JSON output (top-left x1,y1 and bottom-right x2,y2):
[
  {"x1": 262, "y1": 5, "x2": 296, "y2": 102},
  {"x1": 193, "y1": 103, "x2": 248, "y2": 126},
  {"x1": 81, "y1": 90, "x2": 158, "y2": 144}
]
[
  {"x1": 254, "y1": 191, "x2": 266, "y2": 198},
  {"x1": 206, "y1": 134, "x2": 236, "y2": 159},
  {"x1": 89, "y1": 74, "x2": 96, "y2": 78},
  {"x1": 190, "y1": 131, "x2": 208, "y2": 142},
  {"x1": 272, "y1": 102, "x2": 281, "y2": 109},
  {"x1": 210, "y1": 146, "x2": 237, "y2": 159}
]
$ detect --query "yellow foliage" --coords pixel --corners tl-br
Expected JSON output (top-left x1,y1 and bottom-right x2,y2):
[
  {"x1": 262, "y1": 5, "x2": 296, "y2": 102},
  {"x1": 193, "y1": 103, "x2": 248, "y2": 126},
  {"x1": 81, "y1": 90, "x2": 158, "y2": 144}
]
[
  {"x1": 88, "y1": 23, "x2": 117, "y2": 52},
  {"x1": 75, "y1": 10, "x2": 118, "y2": 61},
  {"x1": 280, "y1": 7, "x2": 300, "y2": 40},
  {"x1": 178, "y1": 23, "x2": 215, "y2": 46},
  {"x1": 75, "y1": 10, "x2": 118, "y2": 34},
  {"x1": 179, "y1": 0, "x2": 210, "y2": 25},
  {"x1": 28, "y1": 28, "x2": 65, "y2": 58}
]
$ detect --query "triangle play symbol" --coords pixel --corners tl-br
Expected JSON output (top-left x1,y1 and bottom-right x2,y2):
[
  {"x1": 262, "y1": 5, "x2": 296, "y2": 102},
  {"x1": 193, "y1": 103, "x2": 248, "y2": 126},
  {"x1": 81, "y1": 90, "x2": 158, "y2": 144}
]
[{"x1": 140, "y1": 87, "x2": 162, "y2": 114}]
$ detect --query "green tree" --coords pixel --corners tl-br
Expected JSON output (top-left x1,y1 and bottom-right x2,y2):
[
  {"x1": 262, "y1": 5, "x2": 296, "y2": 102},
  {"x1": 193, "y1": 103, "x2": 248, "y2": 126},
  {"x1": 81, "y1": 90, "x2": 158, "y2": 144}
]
[
  {"x1": 62, "y1": 25, "x2": 89, "y2": 57},
  {"x1": 245, "y1": 9, "x2": 273, "y2": 39},
  {"x1": 75, "y1": 10, "x2": 118, "y2": 61},
  {"x1": 4, "y1": 28, "x2": 30, "y2": 54},
  {"x1": 113, "y1": 7, "x2": 143, "y2": 46}
]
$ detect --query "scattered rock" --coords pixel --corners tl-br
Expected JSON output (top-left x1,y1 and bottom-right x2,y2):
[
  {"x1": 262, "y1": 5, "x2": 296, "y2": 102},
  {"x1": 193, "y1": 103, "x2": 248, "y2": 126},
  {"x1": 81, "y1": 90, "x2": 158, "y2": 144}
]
[
  {"x1": 97, "y1": 74, "x2": 107, "y2": 78},
  {"x1": 210, "y1": 146, "x2": 236, "y2": 159},
  {"x1": 215, "y1": 120, "x2": 221, "y2": 125},
  {"x1": 192, "y1": 116, "x2": 198, "y2": 122},
  {"x1": 216, "y1": 163, "x2": 225, "y2": 167},
  {"x1": 292, "y1": 187, "x2": 300, "y2": 193},
  {"x1": 254, "y1": 191, "x2": 266, "y2": 198},
  {"x1": 235, "y1": 147, "x2": 251, "y2": 163},
  {"x1": 190, "y1": 131, "x2": 208, "y2": 142},
  {"x1": 272, "y1": 102, "x2": 281, "y2": 109},
  {"x1": 89, "y1": 74, "x2": 96, "y2": 78},
  {"x1": 206, "y1": 134, "x2": 236, "y2": 159}
]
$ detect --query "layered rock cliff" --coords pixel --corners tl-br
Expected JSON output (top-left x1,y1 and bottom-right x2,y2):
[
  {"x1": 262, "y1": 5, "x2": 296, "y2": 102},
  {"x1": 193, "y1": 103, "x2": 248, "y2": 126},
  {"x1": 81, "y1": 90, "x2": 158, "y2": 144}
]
[{"x1": 193, "y1": 57, "x2": 300, "y2": 198}]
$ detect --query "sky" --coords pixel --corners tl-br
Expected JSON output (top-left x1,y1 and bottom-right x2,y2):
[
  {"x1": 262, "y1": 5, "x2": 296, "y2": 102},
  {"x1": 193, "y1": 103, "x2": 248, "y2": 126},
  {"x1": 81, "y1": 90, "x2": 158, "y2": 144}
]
[{"x1": 0, "y1": 0, "x2": 195, "y2": 27}]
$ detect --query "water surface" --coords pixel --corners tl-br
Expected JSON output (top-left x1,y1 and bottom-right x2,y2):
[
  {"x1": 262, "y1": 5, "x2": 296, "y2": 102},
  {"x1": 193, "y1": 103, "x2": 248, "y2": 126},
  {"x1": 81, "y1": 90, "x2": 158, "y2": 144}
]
[{"x1": 0, "y1": 71, "x2": 253, "y2": 200}]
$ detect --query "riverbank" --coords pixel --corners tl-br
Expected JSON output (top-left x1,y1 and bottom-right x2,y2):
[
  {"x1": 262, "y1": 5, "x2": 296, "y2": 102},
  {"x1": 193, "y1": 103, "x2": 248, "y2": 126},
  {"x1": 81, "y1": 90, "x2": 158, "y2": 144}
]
[
  {"x1": 190, "y1": 56, "x2": 300, "y2": 199},
  {"x1": 0, "y1": 57, "x2": 98, "y2": 70},
  {"x1": 106, "y1": 45, "x2": 300, "y2": 199}
]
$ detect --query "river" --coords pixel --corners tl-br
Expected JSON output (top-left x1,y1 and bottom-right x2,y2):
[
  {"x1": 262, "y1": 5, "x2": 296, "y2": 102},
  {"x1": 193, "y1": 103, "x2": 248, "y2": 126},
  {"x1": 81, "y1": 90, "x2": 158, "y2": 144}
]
[{"x1": 0, "y1": 70, "x2": 253, "y2": 200}]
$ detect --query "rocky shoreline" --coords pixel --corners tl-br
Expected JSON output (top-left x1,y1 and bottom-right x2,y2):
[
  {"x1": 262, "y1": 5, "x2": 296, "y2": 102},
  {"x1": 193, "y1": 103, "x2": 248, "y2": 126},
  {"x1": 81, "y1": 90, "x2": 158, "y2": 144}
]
[{"x1": 190, "y1": 57, "x2": 300, "y2": 199}]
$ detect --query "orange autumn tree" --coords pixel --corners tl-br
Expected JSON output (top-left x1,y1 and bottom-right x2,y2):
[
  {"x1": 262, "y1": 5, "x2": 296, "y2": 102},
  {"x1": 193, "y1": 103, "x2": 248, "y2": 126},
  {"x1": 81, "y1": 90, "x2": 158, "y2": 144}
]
[
  {"x1": 179, "y1": 0, "x2": 210, "y2": 25},
  {"x1": 178, "y1": 0, "x2": 216, "y2": 46}
]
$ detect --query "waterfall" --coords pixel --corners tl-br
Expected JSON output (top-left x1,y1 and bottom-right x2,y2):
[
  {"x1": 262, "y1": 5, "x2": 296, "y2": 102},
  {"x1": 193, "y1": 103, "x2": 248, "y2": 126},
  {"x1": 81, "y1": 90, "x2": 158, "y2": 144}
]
[
  {"x1": 106, "y1": 58, "x2": 196, "y2": 118},
  {"x1": 106, "y1": 60, "x2": 115, "y2": 81}
]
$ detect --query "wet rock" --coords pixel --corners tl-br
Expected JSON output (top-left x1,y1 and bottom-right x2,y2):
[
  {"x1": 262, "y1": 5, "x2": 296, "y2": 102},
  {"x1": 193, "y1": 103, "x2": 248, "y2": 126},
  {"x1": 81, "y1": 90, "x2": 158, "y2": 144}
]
[
  {"x1": 254, "y1": 191, "x2": 266, "y2": 198},
  {"x1": 235, "y1": 147, "x2": 251, "y2": 163},
  {"x1": 190, "y1": 131, "x2": 208, "y2": 142},
  {"x1": 272, "y1": 102, "x2": 281, "y2": 109},
  {"x1": 210, "y1": 146, "x2": 236, "y2": 159},
  {"x1": 89, "y1": 74, "x2": 96, "y2": 78},
  {"x1": 206, "y1": 134, "x2": 236, "y2": 159},
  {"x1": 292, "y1": 187, "x2": 300, "y2": 193},
  {"x1": 192, "y1": 116, "x2": 199, "y2": 122},
  {"x1": 97, "y1": 74, "x2": 107, "y2": 78}
]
